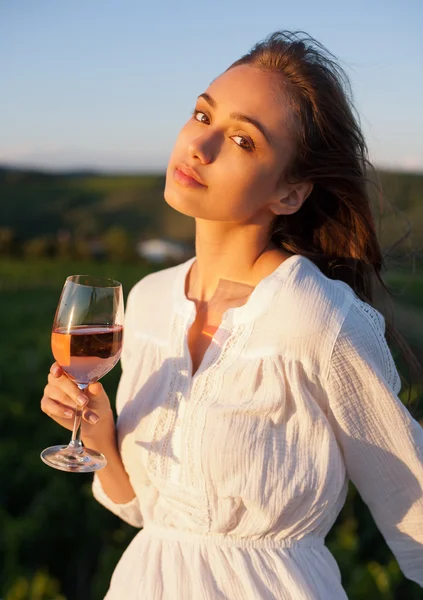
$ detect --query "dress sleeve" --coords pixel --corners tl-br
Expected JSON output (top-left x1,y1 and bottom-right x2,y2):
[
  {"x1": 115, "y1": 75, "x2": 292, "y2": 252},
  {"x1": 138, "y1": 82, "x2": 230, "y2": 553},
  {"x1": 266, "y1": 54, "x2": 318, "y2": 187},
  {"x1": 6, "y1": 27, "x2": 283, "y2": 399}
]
[
  {"x1": 324, "y1": 300, "x2": 423, "y2": 586},
  {"x1": 92, "y1": 472, "x2": 143, "y2": 527},
  {"x1": 91, "y1": 283, "x2": 144, "y2": 528}
]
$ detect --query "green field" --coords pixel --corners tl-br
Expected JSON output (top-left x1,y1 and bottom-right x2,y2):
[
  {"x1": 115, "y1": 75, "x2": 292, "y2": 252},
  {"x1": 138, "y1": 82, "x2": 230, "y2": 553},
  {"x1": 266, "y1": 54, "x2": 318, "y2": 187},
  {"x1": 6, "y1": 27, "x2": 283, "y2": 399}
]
[
  {"x1": 0, "y1": 260, "x2": 154, "y2": 600},
  {"x1": 1, "y1": 258, "x2": 422, "y2": 600},
  {"x1": 1, "y1": 168, "x2": 423, "y2": 251}
]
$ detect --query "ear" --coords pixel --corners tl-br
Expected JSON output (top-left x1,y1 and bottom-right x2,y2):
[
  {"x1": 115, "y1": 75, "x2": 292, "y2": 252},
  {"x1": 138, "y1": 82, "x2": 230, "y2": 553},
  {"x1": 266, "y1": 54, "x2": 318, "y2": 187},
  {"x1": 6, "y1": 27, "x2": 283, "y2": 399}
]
[{"x1": 269, "y1": 181, "x2": 313, "y2": 216}]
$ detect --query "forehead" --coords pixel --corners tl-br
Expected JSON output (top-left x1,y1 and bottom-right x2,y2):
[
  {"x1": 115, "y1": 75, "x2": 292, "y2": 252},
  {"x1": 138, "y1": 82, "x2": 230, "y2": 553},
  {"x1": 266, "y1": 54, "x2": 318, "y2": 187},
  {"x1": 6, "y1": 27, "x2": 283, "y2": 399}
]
[{"x1": 205, "y1": 65, "x2": 294, "y2": 138}]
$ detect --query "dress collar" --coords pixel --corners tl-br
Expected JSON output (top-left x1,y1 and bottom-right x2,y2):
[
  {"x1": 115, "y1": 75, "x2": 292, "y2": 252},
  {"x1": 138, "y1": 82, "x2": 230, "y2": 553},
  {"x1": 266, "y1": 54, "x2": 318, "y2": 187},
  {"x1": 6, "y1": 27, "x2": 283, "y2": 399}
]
[{"x1": 172, "y1": 254, "x2": 305, "y2": 325}]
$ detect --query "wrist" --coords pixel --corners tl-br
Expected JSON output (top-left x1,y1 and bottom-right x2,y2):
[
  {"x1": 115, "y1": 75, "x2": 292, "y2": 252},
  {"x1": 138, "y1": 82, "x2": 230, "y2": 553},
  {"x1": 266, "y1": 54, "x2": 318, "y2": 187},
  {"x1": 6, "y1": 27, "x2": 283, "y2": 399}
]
[{"x1": 82, "y1": 423, "x2": 117, "y2": 454}]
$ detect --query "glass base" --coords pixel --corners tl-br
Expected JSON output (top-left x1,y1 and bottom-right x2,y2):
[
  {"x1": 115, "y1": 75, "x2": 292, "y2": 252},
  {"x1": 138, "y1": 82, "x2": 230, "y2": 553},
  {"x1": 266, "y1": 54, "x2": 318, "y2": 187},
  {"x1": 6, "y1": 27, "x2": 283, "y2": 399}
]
[{"x1": 40, "y1": 444, "x2": 107, "y2": 473}]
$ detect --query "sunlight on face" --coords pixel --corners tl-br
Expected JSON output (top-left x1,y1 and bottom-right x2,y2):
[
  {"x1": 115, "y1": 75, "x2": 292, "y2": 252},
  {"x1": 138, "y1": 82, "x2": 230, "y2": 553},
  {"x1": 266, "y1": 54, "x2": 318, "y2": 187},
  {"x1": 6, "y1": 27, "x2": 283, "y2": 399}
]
[{"x1": 164, "y1": 65, "x2": 297, "y2": 224}]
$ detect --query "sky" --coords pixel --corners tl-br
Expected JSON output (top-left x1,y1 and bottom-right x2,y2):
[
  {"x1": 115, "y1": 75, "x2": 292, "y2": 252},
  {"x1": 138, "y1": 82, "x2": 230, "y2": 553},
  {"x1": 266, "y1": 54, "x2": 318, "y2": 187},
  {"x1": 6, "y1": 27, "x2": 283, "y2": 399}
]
[{"x1": 1, "y1": 0, "x2": 423, "y2": 173}]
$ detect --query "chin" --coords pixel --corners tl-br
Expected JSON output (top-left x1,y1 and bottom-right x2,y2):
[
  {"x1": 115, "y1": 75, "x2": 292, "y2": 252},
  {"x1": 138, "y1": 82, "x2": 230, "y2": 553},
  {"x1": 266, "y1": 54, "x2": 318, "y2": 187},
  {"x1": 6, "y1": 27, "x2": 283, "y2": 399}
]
[{"x1": 163, "y1": 183, "x2": 202, "y2": 219}]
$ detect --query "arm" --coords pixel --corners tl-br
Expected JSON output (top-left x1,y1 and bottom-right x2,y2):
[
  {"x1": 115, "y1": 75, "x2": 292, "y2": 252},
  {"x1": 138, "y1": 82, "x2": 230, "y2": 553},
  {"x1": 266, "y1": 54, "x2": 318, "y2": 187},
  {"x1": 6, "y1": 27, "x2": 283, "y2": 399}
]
[
  {"x1": 89, "y1": 283, "x2": 144, "y2": 528},
  {"x1": 86, "y1": 426, "x2": 143, "y2": 528},
  {"x1": 323, "y1": 300, "x2": 423, "y2": 586}
]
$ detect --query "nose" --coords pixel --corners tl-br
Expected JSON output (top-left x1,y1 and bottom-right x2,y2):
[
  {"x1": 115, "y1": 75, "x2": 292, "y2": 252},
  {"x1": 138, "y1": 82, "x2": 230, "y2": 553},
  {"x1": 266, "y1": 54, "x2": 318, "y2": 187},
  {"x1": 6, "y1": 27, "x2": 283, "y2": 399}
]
[{"x1": 188, "y1": 133, "x2": 214, "y2": 164}]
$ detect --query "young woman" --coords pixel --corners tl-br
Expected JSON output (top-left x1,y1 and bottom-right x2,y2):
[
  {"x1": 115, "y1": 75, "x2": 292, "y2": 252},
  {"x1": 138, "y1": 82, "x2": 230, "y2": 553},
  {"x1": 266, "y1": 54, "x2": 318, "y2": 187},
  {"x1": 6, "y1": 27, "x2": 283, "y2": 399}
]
[{"x1": 41, "y1": 31, "x2": 423, "y2": 599}]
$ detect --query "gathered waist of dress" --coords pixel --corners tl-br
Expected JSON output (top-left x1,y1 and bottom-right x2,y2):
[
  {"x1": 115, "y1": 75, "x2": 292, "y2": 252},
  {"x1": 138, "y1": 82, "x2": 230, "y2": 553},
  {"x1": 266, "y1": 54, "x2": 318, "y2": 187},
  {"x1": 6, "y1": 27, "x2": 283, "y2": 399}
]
[{"x1": 142, "y1": 521, "x2": 325, "y2": 549}]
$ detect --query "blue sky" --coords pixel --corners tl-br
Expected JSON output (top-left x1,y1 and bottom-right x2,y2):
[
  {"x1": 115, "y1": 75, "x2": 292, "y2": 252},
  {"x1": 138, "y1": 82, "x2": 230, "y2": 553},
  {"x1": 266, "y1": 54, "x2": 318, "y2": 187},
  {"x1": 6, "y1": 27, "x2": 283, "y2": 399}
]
[{"x1": 1, "y1": 0, "x2": 422, "y2": 172}]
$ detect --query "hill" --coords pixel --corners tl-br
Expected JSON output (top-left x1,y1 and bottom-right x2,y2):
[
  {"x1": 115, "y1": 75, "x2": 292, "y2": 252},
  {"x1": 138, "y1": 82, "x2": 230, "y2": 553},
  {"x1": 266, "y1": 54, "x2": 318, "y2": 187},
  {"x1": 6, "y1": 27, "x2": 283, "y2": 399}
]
[
  {"x1": 1, "y1": 166, "x2": 422, "y2": 249},
  {"x1": 0, "y1": 167, "x2": 194, "y2": 243}
]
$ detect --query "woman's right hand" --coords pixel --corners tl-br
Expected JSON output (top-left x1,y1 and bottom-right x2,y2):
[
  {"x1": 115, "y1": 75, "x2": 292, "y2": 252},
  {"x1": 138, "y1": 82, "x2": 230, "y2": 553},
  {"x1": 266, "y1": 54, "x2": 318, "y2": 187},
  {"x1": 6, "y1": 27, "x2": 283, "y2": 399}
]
[{"x1": 41, "y1": 362, "x2": 116, "y2": 447}]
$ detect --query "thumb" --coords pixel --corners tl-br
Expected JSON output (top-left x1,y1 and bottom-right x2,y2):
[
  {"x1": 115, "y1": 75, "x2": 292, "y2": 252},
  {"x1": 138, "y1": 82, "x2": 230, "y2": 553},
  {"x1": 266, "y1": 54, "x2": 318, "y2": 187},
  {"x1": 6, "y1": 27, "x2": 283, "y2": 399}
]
[{"x1": 87, "y1": 382, "x2": 105, "y2": 397}]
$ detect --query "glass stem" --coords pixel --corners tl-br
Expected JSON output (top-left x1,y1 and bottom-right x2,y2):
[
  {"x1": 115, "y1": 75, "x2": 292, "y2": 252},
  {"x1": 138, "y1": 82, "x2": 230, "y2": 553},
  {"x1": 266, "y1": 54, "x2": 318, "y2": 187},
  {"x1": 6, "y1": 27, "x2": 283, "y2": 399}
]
[{"x1": 68, "y1": 383, "x2": 88, "y2": 452}]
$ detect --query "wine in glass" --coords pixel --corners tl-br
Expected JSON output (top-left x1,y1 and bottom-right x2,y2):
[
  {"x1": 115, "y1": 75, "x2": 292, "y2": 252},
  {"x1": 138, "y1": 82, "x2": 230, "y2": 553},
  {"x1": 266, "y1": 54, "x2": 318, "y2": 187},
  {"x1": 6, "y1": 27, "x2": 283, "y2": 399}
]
[{"x1": 40, "y1": 275, "x2": 124, "y2": 473}]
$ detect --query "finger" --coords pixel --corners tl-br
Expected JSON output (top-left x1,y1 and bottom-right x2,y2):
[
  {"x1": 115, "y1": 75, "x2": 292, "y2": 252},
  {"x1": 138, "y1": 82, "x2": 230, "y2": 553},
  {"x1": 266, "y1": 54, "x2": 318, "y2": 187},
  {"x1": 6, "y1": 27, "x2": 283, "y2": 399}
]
[
  {"x1": 44, "y1": 383, "x2": 73, "y2": 408},
  {"x1": 87, "y1": 382, "x2": 103, "y2": 396},
  {"x1": 41, "y1": 396, "x2": 74, "y2": 419},
  {"x1": 86, "y1": 382, "x2": 106, "y2": 404},
  {"x1": 46, "y1": 375, "x2": 89, "y2": 407},
  {"x1": 85, "y1": 382, "x2": 107, "y2": 410},
  {"x1": 50, "y1": 362, "x2": 64, "y2": 378},
  {"x1": 48, "y1": 366, "x2": 82, "y2": 400},
  {"x1": 43, "y1": 383, "x2": 88, "y2": 410},
  {"x1": 82, "y1": 409, "x2": 100, "y2": 424}
]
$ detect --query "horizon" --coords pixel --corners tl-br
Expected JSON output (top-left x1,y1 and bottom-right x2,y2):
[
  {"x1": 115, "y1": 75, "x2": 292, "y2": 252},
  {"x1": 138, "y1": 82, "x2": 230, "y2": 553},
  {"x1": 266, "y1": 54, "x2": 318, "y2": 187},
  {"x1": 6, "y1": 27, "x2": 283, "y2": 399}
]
[{"x1": 2, "y1": 162, "x2": 423, "y2": 177}]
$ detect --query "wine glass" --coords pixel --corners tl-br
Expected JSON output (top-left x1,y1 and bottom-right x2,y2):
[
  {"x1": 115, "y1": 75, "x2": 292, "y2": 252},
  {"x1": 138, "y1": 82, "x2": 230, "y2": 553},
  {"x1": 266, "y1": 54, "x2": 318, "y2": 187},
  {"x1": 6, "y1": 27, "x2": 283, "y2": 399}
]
[{"x1": 40, "y1": 275, "x2": 124, "y2": 473}]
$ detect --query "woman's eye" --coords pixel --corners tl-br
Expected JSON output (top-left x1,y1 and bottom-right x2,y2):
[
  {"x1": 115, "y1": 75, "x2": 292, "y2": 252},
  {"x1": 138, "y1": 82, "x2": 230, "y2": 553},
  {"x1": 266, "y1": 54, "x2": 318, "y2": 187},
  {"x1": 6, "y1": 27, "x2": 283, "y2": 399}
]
[
  {"x1": 192, "y1": 109, "x2": 210, "y2": 124},
  {"x1": 191, "y1": 110, "x2": 254, "y2": 151},
  {"x1": 232, "y1": 135, "x2": 254, "y2": 151}
]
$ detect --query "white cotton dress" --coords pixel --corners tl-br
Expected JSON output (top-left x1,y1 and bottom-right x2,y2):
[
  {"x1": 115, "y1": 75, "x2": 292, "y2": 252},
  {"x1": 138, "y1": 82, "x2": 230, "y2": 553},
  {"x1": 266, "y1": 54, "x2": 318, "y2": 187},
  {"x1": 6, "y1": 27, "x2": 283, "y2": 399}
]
[{"x1": 92, "y1": 254, "x2": 423, "y2": 599}]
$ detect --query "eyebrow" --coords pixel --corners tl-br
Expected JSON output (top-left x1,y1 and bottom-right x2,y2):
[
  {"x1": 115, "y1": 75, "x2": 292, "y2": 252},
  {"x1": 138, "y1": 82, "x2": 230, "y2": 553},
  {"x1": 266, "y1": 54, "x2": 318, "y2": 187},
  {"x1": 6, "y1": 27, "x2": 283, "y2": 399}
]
[{"x1": 198, "y1": 92, "x2": 272, "y2": 146}]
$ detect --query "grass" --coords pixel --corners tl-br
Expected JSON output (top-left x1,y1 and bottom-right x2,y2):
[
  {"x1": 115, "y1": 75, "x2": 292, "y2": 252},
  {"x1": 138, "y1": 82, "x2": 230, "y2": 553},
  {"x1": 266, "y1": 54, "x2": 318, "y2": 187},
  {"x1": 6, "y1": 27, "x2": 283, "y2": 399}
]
[{"x1": 0, "y1": 258, "x2": 153, "y2": 293}]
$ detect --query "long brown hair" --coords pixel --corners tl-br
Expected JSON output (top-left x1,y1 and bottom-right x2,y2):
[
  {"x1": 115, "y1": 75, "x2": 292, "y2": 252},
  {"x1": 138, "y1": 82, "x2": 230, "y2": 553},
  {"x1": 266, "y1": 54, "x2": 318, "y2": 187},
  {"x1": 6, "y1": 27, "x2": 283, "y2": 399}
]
[{"x1": 229, "y1": 31, "x2": 421, "y2": 406}]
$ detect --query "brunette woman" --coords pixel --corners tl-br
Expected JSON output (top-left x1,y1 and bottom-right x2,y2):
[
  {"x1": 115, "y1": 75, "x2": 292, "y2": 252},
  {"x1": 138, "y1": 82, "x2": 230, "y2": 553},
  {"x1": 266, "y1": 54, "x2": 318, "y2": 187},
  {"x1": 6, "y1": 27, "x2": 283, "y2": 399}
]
[{"x1": 42, "y1": 31, "x2": 423, "y2": 599}]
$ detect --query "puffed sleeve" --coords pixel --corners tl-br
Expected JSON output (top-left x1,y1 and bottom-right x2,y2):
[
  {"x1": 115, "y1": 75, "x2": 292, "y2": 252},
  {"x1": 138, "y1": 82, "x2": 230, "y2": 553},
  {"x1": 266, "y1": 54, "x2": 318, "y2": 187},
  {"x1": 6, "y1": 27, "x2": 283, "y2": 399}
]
[
  {"x1": 91, "y1": 283, "x2": 144, "y2": 528},
  {"x1": 324, "y1": 299, "x2": 423, "y2": 586}
]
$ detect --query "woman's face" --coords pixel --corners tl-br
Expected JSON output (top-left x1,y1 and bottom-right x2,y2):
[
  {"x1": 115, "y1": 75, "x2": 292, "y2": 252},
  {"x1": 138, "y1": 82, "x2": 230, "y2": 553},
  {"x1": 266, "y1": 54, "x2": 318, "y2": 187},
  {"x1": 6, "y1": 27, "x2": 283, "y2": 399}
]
[{"x1": 164, "y1": 64, "x2": 298, "y2": 224}]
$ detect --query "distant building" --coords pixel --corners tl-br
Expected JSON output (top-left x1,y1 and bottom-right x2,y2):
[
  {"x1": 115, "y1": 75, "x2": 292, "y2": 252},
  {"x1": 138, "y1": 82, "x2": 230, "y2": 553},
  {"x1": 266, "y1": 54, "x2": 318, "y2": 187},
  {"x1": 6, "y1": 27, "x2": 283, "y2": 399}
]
[{"x1": 137, "y1": 238, "x2": 193, "y2": 264}]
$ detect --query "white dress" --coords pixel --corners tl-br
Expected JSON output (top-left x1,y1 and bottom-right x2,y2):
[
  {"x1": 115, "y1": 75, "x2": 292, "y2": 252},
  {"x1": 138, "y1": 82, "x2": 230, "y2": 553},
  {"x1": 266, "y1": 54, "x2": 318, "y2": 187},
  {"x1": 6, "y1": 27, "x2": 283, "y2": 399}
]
[{"x1": 92, "y1": 254, "x2": 423, "y2": 599}]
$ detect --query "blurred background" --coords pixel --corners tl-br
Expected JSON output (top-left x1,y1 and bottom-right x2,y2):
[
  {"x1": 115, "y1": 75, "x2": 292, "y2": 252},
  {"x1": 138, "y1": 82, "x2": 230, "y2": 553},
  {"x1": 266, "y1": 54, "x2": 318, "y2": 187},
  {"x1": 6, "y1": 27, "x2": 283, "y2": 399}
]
[{"x1": 1, "y1": 1, "x2": 423, "y2": 599}]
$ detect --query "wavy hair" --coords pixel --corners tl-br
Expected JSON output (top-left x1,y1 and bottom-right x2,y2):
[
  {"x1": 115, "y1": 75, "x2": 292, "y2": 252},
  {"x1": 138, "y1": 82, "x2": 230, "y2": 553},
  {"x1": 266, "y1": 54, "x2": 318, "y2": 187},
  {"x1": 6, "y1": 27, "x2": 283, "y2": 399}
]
[{"x1": 228, "y1": 31, "x2": 421, "y2": 405}]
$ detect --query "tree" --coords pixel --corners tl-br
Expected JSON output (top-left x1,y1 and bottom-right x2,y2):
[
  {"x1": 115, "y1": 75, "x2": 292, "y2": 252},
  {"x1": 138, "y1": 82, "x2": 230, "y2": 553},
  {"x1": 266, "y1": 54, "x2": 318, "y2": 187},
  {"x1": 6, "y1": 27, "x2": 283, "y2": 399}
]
[{"x1": 102, "y1": 226, "x2": 136, "y2": 263}]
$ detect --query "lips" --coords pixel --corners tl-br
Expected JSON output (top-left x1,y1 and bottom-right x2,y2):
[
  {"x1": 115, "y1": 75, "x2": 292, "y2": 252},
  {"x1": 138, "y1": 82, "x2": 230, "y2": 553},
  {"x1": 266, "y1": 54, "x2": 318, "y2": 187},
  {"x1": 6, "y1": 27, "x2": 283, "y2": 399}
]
[{"x1": 175, "y1": 163, "x2": 207, "y2": 187}]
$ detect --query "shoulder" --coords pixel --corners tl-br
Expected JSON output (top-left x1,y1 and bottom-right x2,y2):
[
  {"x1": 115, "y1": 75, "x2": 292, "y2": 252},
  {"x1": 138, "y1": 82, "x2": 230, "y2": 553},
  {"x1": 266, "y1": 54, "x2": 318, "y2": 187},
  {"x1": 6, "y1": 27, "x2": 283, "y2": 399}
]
[
  {"x1": 121, "y1": 258, "x2": 193, "y2": 352},
  {"x1": 275, "y1": 255, "x2": 356, "y2": 339},
  {"x1": 126, "y1": 258, "x2": 192, "y2": 313},
  {"x1": 262, "y1": 256, "x2": 357, "y2": 376},
  {"x1": 334, "y1": 293, "x2": 390, "y2": 363},
  {"x1": 340, "y1": 294, "x2": 387, "y2": 340},
  {"x1": 271, "y1": 256, "x2": 390, "y2": 378},
  {"x1": 331, "y1": 295, "x2": 401, "y2": 393}
]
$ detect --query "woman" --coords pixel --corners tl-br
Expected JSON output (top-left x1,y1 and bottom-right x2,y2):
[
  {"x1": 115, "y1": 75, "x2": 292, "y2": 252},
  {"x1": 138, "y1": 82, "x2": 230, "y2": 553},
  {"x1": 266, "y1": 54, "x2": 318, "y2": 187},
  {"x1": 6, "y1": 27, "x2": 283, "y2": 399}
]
[{"x1": 41, "y1": 31, "x2": 423, "y2": 599}]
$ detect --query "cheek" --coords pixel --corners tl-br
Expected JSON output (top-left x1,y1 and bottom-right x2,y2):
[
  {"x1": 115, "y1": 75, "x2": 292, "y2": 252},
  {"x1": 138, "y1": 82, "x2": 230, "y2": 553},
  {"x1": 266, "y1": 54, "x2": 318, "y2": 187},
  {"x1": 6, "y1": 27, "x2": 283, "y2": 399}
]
[
  {"x1": 223, "y1": 160, "x2": 278, "y2": 213},
  {"x1": 164, "y1": 127, "x2": 280, "y2": 221}
]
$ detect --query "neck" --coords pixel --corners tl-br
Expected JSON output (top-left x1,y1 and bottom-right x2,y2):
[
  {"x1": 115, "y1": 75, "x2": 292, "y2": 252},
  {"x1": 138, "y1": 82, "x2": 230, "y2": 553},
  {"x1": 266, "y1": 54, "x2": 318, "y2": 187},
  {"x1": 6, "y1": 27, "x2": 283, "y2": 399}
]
[{"x1": 188, "y1": 219, "x2": 291, "y2": 302}]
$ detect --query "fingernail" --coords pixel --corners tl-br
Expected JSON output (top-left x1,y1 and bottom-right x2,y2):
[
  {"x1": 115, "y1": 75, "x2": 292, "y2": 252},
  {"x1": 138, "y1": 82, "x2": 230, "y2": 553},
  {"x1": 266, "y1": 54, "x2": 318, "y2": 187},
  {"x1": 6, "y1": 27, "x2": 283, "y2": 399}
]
[
  {"x1": 77, "y1": 393, "x2": 88, "y2": 406},
  {"x1": 64, "y1": 409, "x2": 73, "y2": 418},
  {"x1": 87, "y1": 413, "x2": 99, "y2": 424}
]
